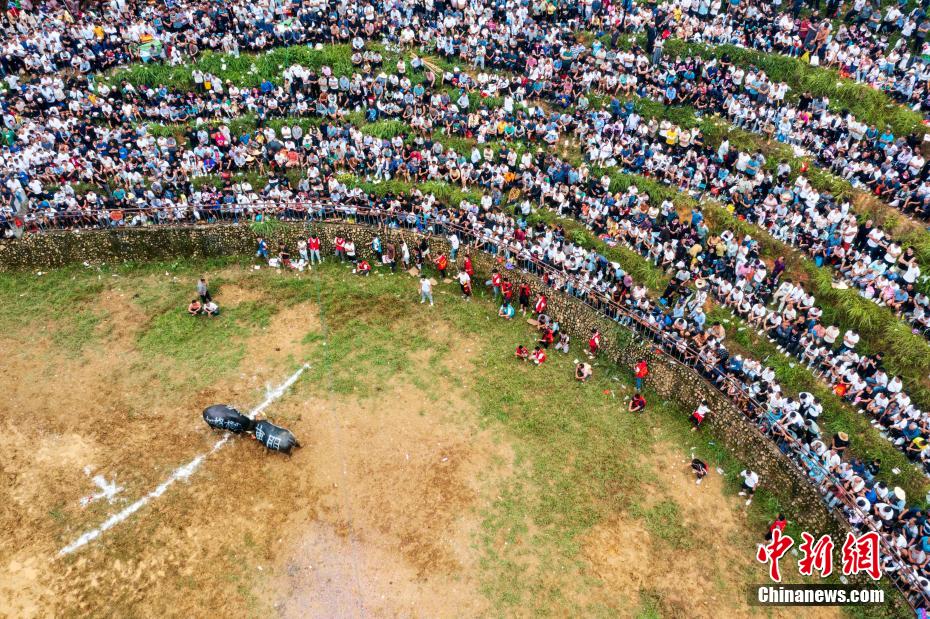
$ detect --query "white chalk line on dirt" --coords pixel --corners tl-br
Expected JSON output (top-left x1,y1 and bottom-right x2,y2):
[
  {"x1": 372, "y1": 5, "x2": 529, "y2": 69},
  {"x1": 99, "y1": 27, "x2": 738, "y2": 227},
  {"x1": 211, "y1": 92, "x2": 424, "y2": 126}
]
[{"x1": 58, "y1": 363, "x2": 310, "y2": 557}]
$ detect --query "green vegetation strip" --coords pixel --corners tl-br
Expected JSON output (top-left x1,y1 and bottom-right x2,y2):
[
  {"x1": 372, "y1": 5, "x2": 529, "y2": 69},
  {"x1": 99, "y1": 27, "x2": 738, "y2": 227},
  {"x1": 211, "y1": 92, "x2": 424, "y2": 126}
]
[{"x1": 664, "y1": 38, "x2": 925, "y2": 137}]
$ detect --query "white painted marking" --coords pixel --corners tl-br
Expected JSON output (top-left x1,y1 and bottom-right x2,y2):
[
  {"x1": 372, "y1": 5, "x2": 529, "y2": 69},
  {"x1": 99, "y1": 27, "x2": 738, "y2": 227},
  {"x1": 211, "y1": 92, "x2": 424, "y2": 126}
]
[
  {"x1": 79, "y1": 474, "x2": 123, "y2": 507},
  {"x1": 58, "y1": 364, "x2": 309, "y2": 556}
]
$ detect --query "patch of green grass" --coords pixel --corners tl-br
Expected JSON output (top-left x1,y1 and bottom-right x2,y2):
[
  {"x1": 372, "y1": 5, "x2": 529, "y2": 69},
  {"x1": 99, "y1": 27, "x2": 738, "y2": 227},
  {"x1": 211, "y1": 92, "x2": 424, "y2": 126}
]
[
  {"x1": 0, "y1": 267, "x2": 105, "y2": 329},
  {"x1": 634, "y1": 592, "x2": 663, "y2": 619},
  {"x1": 137, "y1": 305, "x2": 248, "y2": 373},
  {"x1": 108, "y1": 44, "x2": 355, "y2": 90},
  {"x1": 664, "y1": 39, "x2": 925, "y2": 137},
  {"x1": 629, "y1": 499, "x2": 692, "y2": 548},
  {"x1": 52, "y1": 309, "x2": 102, "y2": 356}
]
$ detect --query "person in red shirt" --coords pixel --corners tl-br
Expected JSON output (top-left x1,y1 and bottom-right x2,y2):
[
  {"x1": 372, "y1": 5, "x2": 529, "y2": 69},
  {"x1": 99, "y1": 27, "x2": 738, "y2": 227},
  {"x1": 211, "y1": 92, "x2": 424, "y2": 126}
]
[
  {"x1": 490, "y1": 269, "x2": 502, "y2": 299},
  {"x1": 463, "y1": 253, "x2": 474, "y2": 278},
  {"x1": 356, "y1": 260, "x2": 371, "y2": 276},
  {"x1": 532, "y1": 346, "x2": 547, "y2": 365},
  {"x1": 434, "y1": 253, "x2": 449, "y2": 279},
  {"x1": 629, "y1": 392, "x2": 647, "y2": 413},
  {"x1": 691, "y1": 400, "x2": 710, "y2": 431},
  {"x1": 501, "y1": 279, "x2": 513, "y2": 303},
  {"x1": 634, "y1": 359, "x2": 648, "y2": 391},
  {"x1": 766, "y1": 514, "x2": 787, "y2": 542},
  {"x1": 308, "y1": 235, "x2": 322, "y2": 264},
  {"x1": 534, "y1": 293, "x2": 547, "y2": 316},
  {"x1": 334, "y1": 236, "x2": 346, "y2": 262},
  {"x1": 538, "y1": 326, "x2": 554, "y2": 349},
  {"x1": 515, "y1": 344, "x2": 530, "y2": 361},
  {"x1": 588, "y1": 328, "x2": 601, "y2": 357}
]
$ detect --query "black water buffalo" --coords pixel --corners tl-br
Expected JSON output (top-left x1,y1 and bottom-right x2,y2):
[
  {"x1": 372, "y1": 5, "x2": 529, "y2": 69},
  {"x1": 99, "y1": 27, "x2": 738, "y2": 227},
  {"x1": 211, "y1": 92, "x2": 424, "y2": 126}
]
[
  {"x1": 253, "y1": 420, "x2": 300, "y2": 454},
  {"x1": 203, "y1": 405, "x2": 255, "y2": 433}
]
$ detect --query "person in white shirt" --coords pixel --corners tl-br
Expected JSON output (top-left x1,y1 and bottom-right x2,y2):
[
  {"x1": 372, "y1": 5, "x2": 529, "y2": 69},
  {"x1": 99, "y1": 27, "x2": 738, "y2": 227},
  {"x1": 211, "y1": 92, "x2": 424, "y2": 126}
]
[
  {"x1": 738, "y1": 469, "x2": 759, "y2": 505},
  {"x1": 841, "y1": 330, "x2": 860, "y2": 352},
  {"x1": 419, "y1": 276, "x2": 433, "y2": 306}
]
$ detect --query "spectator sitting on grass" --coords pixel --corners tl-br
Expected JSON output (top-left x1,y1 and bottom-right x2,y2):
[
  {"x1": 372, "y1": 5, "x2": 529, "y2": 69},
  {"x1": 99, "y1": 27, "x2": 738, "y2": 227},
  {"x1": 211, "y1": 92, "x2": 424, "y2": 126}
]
[
  {"x1": 498, "y1": 301, "x2": 515, "y2": 319},
  {"x1": 766, "y1": 515, "x2": 787, "y2": 542},
  {"x1": 538, "y1": 325, "x2": 555, "y2": 348},
  {"x1": 188, "y1": 299, "x2": 203, "y2": 316},
  {"x1": 356, "y1": 259, "x2": 371, "y2": 276},
  {"x1": 203, "y1": 300, "x2": 220, "y2": 318},
  {"x1": 515, "y1": 344, "x2": 530, "y2": 361},
  {"x1": 532, "y1": 345, "x2": 547, "y2": 365},
  {"x1": 629, "y1": 392, "x2": 647, "y2": 413}
]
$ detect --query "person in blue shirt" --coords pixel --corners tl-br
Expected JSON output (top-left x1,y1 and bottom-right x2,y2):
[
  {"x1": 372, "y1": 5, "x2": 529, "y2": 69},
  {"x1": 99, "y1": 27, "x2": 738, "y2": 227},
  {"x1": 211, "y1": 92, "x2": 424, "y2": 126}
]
[
  {"x1": 663, "y1": 84, "x2": 677, "y2": 110},
  {"x1": 498, "y1": 301, "x2": 515, "y2": 319},
  {"x1": 256, "y1": 237, "x2": 268, "y2": 260},
  {"x1": 690, "y1": 208, "x2": 704, "y2": 226}
]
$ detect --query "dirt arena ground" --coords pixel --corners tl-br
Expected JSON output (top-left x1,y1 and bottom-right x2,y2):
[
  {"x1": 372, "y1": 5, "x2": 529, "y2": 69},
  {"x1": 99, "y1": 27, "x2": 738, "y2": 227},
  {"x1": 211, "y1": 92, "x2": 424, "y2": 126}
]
[{"x1": 0, "y1": 260, "x2": 838, "y2": 618}]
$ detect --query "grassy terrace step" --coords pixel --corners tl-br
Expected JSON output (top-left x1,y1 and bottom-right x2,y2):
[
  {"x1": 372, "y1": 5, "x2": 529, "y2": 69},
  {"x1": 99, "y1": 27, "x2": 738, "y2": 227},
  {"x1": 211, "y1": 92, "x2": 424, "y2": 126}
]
[
  {"x1": 663, "y1": 38, "x2": 926, "y2": 137},
  {"x1": 113, "y1": 38, "x2": 930, "y2": 280},
  {"x1": 708, "y1": 305, "x2": 930, "y2": 502},
  {"x1": 594, "y1": 78, "x2": 930, "y2": 280},
  {"x1": 595, "y1": 161, "x2": 930, "y2": 412},
  {"x1": 105, "y1": 44, "x2": 355, "y2": 90}
]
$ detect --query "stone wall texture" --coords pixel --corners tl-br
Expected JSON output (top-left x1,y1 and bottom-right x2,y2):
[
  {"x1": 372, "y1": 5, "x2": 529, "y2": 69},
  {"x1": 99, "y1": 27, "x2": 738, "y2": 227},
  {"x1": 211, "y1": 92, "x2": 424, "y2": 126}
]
[{"x1": 0, "y1": 222, "x2": 848, "y2": 538}]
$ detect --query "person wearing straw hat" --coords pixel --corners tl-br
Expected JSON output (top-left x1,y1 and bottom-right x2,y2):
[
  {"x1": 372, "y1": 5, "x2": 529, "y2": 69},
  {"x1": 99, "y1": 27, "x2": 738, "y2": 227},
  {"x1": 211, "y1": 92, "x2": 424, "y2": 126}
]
[{"x1": 831, "y1": 432, "x2": 850, "y2": 455}]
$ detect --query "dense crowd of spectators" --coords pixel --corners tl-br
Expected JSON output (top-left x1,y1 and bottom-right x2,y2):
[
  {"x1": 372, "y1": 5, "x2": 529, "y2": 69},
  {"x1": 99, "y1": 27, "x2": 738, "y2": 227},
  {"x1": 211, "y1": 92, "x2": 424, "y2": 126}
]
[{"x1": 5, "y1": 0, "x2": 930, "y2": 607}]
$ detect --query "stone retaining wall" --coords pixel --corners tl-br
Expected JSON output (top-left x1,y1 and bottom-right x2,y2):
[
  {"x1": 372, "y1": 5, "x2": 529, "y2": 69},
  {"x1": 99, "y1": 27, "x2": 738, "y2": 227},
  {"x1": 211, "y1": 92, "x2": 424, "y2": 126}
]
[{"x1": 0, "y1": 222, "x2": 846, "y2": 537}]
